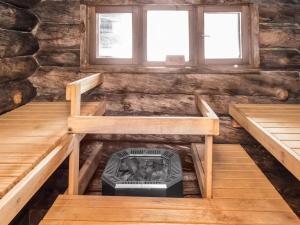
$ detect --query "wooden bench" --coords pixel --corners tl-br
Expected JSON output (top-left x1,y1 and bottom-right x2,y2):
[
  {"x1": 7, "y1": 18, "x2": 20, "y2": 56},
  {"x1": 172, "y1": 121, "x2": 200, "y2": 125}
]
[
  {"x1": 40, "y1": 144, "x2": 300, "y2": 225},
  {"x1": 0, "y1": 74, "x2": 105, "y2": 225},
  {"x1": 230, "y1": 104, "x2": 300, "y2": 180}
]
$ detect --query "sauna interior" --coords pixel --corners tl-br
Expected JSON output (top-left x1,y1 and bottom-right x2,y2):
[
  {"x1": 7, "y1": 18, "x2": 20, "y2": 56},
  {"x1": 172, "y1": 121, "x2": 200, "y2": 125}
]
[{"x1": 0, "y1": 0, "x2": 299, "y2": 224}]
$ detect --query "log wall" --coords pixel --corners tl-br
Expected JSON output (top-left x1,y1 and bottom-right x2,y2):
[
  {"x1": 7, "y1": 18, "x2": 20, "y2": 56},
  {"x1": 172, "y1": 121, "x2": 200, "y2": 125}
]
[
  {"x1": 0, "y1": 0, "x2": 39, "y2": 114},
  {"x1": 4, "y1": 1, "x2": 299, "y2": 223},
  {"x1": 29, "y1": 0, "x2": 300, "y2": 144}
]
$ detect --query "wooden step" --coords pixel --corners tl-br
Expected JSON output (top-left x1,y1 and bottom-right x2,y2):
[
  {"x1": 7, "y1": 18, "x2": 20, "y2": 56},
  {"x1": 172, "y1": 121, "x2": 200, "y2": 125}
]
[
  {"x1": 41, "y1": 195, "x2": 299, "y2": 225},
  {"x1": 40, "y1": 144, "x2": 300, "y2": 225}
]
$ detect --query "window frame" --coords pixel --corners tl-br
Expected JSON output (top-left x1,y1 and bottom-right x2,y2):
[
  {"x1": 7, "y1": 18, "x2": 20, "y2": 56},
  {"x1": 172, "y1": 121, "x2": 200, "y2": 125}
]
[
  {"x1": 88, "y1": 6, "x2": 139, "y2": 65},
  {"x1": 198, "y1": 6, "x2": 250, "y2": 65},
  {"x1": 142, "y1": 5, "x2": 195, "y2": 66},
  {"x1": 81, "y1": 3, "x2": 259, "y2": 72}
]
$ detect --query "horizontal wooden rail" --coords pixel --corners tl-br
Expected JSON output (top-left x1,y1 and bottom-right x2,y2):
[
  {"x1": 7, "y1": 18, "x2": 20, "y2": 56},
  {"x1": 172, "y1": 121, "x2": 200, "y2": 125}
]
[
  {"x1": 66, "y1": 73, "x2": 104, "y2": 100},
  {"x1": 196, "y1": 96, "x2": 218, "y2": 119},
  {"x1": 68, "y1": 116, "x2": 219, "y2": 135}
]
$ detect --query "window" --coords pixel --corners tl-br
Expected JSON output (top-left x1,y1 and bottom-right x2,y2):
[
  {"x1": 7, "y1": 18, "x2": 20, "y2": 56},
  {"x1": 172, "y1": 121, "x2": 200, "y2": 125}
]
[
  {"x1": 204, "y1": 12, "x2": 241, "y2": 59},
  {"x1": 82, "y1": 4, "x2": 258, "y2": 71},
  {"x1": 199, "y1": 6, "x2": 250, "y2": 65},
  {"x1": 146, "y1": 10, "x2": 190, "y2": 63},
  {"x1": 88, "y1": 7, "x2": 138, "y2": 65},
  {"x1": 96, "y1": 13, "x2": 132, "y2": 59}
]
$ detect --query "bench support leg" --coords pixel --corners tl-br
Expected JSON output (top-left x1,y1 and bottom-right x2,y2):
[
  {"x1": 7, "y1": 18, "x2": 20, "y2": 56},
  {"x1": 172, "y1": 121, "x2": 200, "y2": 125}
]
[
  {"x1": 191, "y1": 136, "x2": 213, "y2": 199},
  {"x1": 68, "y1": 135, "x2": 80, "y2": 195},
  {"x1": 204, "y1": 135, "x2": 213, "y2": 198}
]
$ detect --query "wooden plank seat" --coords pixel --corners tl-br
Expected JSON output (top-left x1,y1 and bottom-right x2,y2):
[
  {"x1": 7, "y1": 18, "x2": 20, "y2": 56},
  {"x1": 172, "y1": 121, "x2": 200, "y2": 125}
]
[
  {"x1": 0, "y1": 74, "x2": 105, "y2": 225},
  {"x1": 229, "y1": 104, "x2": 300, "y2": 180},
  {"x1": 40, "y1": 144, "x2": 300, "y2": 225}
]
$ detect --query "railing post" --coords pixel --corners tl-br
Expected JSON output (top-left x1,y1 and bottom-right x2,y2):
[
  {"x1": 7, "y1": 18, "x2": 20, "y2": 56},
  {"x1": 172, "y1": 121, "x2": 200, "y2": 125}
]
[
  {"x1": 68, "y1": 135, "x2": 80, "y2": 195},
  {"x1": 70, "y1": 84, "x2": 81, "y2": 117},
  {"x1": 204, "y1": 135, "x2": 213, "y2": 198},
  {"x1": 66, "y1": 73, "x2": 104, "y2": 195},
  {"x1": 68, "y1": 84, "x2": 81, "y2": 195}
]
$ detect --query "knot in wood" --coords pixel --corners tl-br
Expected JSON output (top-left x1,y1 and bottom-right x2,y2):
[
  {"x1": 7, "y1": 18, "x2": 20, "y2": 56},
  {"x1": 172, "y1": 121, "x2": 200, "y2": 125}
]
[
  {"x1": 276, "y1": 88, "x2": 289, "y2": 101},
  {"x1": 12, "y1": 90, "x2": 22, "y2": 104}
]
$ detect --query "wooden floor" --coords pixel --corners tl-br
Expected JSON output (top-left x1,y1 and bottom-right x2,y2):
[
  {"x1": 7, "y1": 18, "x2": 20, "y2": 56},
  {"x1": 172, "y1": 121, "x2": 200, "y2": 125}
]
[
  {"x1": 0, "y1": 102, "x2": 104, "y2": 198},
  {"x1": 230, "y1": 104, "x2": 300, "y2": 180},
  {"x1": 40, "y1": 144, "x2": 300, "y2": 225}
]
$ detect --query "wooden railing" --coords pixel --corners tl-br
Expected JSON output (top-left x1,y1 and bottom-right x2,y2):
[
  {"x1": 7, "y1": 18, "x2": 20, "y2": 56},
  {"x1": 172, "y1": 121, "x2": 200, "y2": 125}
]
[
  {"x1": 66, "y1": 74, "x2": 219, "y2": 198},
  {"x1": 66, "y1": 73, "x2": 104, "y2": 195},
  {"x1": 191, "y1": 96, "x2": 219, "y2": 198},
  {"x1": 66, "y1": 73, "x2": 104, "y2": 116}
]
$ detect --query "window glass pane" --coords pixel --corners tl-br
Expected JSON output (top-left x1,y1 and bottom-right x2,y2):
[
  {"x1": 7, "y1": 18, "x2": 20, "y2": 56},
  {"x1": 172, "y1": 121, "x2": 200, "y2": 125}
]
[
  {"x1": 147, "y1": 11, "x2": 189, "y2": 62},
  {"x1": 96, "y1": 13, "x2": 132, "y2": 58},
  {"x1": 204, "y1": 12, "x2": 241, "y2": 59}
]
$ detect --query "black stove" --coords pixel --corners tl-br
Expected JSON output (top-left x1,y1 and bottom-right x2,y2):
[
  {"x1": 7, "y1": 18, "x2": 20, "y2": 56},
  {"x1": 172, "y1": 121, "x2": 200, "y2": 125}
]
[{"x1": 102, "y1": 148, "x2": 183, "y2": 197}]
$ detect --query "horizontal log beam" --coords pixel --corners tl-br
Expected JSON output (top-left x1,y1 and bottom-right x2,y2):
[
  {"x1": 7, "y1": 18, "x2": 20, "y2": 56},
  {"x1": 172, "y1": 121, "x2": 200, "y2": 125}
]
[
  {"x1": 30, "y1": 67, "x2": 300, "y2": 100},
  {"x1": 29, "y1": 67, "x2": 81, "y2": 101},
  {"x1": 0, "y1": 79, "x2": 36, "y2": 114},
  {"x1": 36, "y1": 49, "x2": 80, "y2": 67},
  {"x1": 0, "y1": 2, "x2": 38, "y2": 31},
  {"x1": 87, "y1": 93, "x2": 300, "y2": 117},
  {"x1": 259, "y1": 0, "x2": 300, "y2": 23},
  {"x1": 36, "y1": 23, "x2": 80, "y2": 50},
  {"x1": 68, "y1": 116, "x2": 219, "y2": 135},
  {"x1": 260, "y1": 48, "x2": 300, "y2": 69},
  {"x1": 260, "y1": 23, "x2": 300, "y2": 48},
  {"x1": 1, "y1": 0, "x2": 41, "y2": 9},
  {"x1": 0, "y1": 56, "x2": 38, "y2": 83},
  {"x1": 33, "y1": 1, "x2": 80, "y2": 24},
  {"x1": 0, "y1": 29, "x2": 39, "y2": 58},
  {"x1": 101, "y1": 72, "x2": 300, "y2": 97}
]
